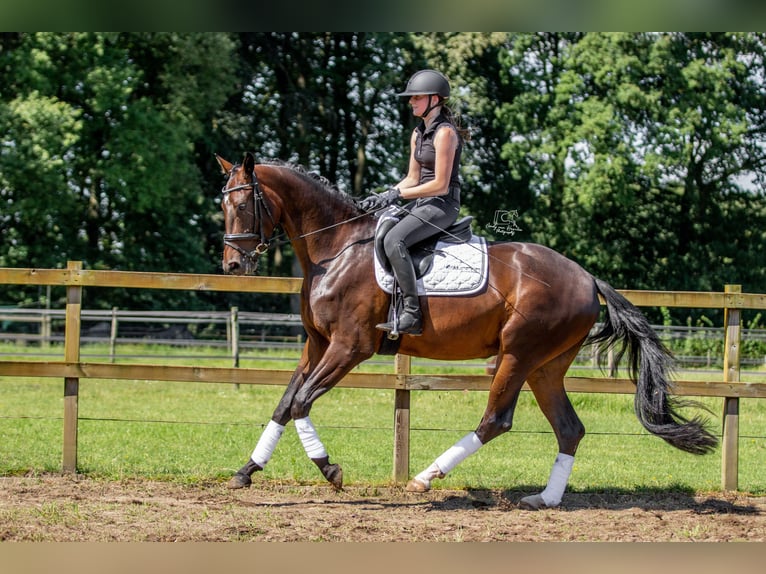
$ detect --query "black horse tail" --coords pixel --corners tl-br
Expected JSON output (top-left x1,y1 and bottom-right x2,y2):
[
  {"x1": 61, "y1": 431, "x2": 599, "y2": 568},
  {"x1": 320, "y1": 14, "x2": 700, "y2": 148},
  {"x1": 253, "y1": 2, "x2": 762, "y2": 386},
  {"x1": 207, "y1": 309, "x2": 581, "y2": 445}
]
[{"x1": 587, "y1": 277, "x2": 718, "y2": 455}]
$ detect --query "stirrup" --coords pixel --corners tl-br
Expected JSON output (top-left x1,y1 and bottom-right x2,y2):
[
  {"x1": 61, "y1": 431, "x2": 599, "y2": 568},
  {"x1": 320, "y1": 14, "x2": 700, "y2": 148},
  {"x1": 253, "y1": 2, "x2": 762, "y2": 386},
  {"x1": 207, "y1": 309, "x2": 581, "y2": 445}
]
[
  {"x1": 376, "y1": 319, "x2": 401, "y2": 340},
  {"x1": 376, "y1": 313, "x2": 422, "y2": 337},
  {"x1": 378, "y1": 289, "x2": 403, "y2": 339}
]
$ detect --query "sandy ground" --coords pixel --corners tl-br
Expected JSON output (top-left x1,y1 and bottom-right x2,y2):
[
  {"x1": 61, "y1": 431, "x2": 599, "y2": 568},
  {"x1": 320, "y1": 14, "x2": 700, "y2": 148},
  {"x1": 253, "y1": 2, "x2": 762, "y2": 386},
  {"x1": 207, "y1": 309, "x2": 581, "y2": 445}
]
[{"x1": 1, "y1": 474, "x2": 764, "y2": 542}]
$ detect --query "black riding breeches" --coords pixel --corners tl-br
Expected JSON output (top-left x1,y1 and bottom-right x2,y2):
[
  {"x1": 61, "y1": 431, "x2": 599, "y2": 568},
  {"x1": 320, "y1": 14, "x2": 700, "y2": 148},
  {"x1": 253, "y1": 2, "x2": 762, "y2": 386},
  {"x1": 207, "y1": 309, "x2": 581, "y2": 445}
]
[{"x1": 382, "y1": 196, "x2": 460, "y2": 263}]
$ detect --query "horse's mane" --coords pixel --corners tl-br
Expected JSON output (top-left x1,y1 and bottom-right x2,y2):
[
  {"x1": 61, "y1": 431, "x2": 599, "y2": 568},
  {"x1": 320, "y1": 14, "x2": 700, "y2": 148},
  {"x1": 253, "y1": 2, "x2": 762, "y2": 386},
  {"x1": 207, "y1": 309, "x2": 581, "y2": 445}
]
[{"x1": 261, "y1": 159, "x2": 362, "y2": 213}]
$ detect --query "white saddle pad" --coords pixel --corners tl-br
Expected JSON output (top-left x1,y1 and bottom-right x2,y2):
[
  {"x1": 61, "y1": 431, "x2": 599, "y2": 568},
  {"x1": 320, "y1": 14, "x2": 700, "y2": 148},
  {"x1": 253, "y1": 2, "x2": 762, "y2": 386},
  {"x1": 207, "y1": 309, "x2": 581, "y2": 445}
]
[{"x1": 374, "y1": 235, "x2": 489, "y2": 296}]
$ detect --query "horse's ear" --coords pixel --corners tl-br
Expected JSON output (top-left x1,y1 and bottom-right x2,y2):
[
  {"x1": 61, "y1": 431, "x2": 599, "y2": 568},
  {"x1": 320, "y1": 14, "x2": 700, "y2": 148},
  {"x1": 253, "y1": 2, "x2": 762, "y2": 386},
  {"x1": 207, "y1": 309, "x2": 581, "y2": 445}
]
[
  {"x1": 243, "y1": 152, "x2": 255, "y2": 175},
  {"x1": 215, "y1": 154, "x2": 233, "y2": 174}
]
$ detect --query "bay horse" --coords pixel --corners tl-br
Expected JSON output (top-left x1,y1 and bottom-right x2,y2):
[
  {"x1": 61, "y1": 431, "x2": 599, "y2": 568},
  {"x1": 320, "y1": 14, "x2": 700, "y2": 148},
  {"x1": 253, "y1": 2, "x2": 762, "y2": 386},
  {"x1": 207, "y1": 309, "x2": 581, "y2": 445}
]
[{"x1": 216, "y1": 152, "x2": 716, "y2": 509}]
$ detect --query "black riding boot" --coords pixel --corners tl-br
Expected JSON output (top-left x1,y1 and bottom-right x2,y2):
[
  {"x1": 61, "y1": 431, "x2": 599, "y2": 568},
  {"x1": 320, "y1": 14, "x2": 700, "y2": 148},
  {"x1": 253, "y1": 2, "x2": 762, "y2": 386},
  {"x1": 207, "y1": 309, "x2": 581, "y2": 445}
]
[{"x1": 377, "y1": 244, "x2": 423, "y2": 336}]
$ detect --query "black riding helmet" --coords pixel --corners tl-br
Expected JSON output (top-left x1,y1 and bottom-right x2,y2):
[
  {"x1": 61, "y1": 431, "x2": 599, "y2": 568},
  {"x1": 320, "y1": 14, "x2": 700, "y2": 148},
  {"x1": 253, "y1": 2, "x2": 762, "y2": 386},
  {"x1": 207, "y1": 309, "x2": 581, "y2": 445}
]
[
  {"x1": 398, "y1": 69, "x2": 451, "y2": 119},
  {"x1": 397, "y1": 69, "x2": 451, "y2": 98}
]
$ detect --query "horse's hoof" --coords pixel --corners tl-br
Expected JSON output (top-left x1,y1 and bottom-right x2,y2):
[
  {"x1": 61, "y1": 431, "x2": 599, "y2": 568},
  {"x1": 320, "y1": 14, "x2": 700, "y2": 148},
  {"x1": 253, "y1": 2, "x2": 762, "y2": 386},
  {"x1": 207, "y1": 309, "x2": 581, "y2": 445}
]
[
  {"x1": 227, "y1": 472, "x2": 252, "y2": 490},
  {"x1": 405, "y1": 478, "x2": 430, "y2": 493},
  {"x1": 324, "y1": 463, "x2": 343, "y2": 491},
  {"x1": 518, "y1": 494, "x2": 548, "y2": 510}
]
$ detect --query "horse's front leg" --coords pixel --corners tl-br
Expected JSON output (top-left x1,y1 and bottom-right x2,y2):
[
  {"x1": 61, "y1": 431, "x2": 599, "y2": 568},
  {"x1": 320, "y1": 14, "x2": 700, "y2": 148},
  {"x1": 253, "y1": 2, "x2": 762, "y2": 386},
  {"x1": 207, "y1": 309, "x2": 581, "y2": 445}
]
[
  {"x1": 228, "y1": 339, "x2": 370, "y2": 491},
  {"x1": 227, "y1": 365, "x2": 307, "y2": 489},
  {"x1": 293, "y1": 416, "x2": 343, "y2": 490},
  {"x1": 287, "y1": 342, "x2": 370, "y2": 490}
]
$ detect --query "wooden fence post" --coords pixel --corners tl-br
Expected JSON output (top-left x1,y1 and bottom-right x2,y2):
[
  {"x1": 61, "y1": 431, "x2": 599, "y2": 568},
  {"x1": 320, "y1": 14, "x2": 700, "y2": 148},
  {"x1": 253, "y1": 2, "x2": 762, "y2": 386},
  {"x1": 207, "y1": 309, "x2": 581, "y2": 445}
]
[
  {"x1": 109, "y1": 306, "x2": 118, "y2": 363},
  {"x1": 40, "y1": 311, "x2": 51, "y2": 349},
  {"x1": 231, "y1": 306, "x2": 240, "y2": 391},
  {"x1": 393, "y1": 353, "x2": 411, "y2": 483},
  {"x1": 231, "y1": 306, "x2": 240, "y2": 368},
  {"x1": 63, "y1": 261, "x2": 83, "y2": 473},
  {"x1": 722, "y1": 284, "x2": 742, "y2": 491}
]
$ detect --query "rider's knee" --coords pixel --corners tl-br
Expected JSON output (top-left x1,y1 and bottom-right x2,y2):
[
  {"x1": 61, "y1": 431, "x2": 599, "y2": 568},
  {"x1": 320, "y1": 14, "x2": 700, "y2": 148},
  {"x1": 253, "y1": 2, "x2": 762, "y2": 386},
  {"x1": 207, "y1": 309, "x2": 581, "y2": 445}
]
[
  {"x1": 384, "y1": 236, "x2": 408, "y2": 261},
  {"x1": 383, "y1": 234, "x2": 400, "y2": 258}
]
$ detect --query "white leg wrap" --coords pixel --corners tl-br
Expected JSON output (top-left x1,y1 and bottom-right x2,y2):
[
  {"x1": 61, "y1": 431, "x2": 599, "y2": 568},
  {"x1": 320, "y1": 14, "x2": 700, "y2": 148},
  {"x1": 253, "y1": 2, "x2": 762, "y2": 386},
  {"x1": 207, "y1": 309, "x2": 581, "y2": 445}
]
[
  {"x1": 413, "y1": 463, "x2": 444, "y2": 488},
  {"x1": 540, "y1": 453, "x2": 575, "y2": 507},
  {"x1": 250, "y1": 420, "x2": 285, "y2": 467},
  {"x1": 415, "y1": 432, "x2": 483, "y2": 487},
  {"x1": 294, "y1": 416, "x2": 328, "y2": 459}
]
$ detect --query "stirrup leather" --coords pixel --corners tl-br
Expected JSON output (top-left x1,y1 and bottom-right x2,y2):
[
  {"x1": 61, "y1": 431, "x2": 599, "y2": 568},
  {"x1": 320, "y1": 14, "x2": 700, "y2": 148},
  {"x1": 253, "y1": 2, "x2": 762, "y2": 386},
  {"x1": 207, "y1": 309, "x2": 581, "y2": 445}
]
[{"x1": 377, "y1": 281, "x2": 423, "y2": 339}]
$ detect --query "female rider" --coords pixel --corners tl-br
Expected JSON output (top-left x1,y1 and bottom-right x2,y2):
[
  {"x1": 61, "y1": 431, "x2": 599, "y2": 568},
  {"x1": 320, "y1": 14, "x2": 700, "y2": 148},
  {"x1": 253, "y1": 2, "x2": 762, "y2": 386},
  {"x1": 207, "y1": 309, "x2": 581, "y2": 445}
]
[{"x1": 360, "y1": 69, "x2": 465, "y2": 335}]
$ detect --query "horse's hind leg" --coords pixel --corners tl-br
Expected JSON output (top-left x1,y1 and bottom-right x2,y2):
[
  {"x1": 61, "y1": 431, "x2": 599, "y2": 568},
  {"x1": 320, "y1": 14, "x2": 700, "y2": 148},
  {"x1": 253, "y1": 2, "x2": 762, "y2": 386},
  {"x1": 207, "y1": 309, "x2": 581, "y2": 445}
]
[
  {"x1": 405, "y1": 351, "x2": 528, "y2": 493},
  {"x1": 519, "y1": 344, "x2": 586, "y2": 510}
]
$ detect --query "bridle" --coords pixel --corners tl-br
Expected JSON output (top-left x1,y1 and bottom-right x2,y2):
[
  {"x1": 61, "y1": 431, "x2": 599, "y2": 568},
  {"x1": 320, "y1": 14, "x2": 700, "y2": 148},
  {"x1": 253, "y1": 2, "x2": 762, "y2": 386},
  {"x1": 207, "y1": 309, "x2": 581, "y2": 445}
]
[{"x1": 221, "y1": 168, "x2": 274, "y2": 266}]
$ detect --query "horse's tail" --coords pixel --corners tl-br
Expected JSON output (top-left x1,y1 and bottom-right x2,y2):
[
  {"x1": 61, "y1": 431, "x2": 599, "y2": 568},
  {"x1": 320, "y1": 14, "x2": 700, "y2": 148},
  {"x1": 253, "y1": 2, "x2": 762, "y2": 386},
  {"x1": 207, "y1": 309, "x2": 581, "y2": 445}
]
[{"x1": 587, "y1": 277, "x2": 718, "y2": 455}]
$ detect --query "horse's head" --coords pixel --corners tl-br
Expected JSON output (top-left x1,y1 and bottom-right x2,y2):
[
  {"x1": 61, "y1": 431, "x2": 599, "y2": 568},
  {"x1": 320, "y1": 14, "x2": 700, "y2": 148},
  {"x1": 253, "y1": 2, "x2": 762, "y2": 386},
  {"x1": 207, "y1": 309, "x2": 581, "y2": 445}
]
[{"x1": 216, "y1": 152, "x2": 276, "y2": 275}]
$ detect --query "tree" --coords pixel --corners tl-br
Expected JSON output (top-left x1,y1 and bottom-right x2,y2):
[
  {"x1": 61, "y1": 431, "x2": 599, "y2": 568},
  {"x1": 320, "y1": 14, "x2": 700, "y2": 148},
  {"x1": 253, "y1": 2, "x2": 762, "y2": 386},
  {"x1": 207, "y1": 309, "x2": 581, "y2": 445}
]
[
  {"x1": 635, "y1": 33, "x2": 766, "y2": 292},
  {"x1": 211, "y1": 32, "x2": 416, "y2": 316},
  {"x1": 0, "y1": 32, "x2": 239, "y2": 309},
  {"x1": 494, "y1": 32, "x2": 766, "y2": 295},
  {"x1": 2, "y1": 32, "x2": 764, "y2": 314},
  {"x1": 227, "y1": 32, "x2": 412, "y2": 196}
]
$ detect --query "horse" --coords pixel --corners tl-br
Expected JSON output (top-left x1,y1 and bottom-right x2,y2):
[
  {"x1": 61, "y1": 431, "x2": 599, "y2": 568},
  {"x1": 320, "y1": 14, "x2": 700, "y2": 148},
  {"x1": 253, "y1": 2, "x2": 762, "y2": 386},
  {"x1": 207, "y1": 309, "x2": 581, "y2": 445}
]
[{"x1": 216, "y1": 152, "x2": 717, "y2": 509}]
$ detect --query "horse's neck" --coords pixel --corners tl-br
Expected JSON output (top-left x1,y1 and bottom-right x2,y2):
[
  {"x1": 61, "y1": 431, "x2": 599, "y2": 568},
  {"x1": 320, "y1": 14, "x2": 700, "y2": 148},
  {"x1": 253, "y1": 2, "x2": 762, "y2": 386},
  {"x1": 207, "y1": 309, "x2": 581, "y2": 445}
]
[{"x1": 263, "y1": 166, "x2": 370, "y2": 258}]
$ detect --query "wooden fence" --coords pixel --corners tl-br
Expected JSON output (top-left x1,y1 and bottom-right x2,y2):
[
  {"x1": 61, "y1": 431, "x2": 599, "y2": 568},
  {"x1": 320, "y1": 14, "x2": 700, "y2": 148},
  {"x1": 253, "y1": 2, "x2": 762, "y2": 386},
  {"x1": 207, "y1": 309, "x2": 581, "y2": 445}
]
[
  {"x1": 2, "y1": 261, "x2": 766, "y2": 490},
  {"x1": 0, "y1": 307, "x2": 304, "y2": 365},
  {"x1": 4, "y1": 307, "x2": 766, "y2": 370}
]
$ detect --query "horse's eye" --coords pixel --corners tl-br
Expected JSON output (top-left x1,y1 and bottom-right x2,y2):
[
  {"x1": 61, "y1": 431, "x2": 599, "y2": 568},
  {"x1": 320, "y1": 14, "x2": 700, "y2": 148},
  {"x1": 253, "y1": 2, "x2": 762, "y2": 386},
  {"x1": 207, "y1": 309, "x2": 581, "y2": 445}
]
[{"x1": 238, "y1": 203, "x2": 247, "y2": 211}]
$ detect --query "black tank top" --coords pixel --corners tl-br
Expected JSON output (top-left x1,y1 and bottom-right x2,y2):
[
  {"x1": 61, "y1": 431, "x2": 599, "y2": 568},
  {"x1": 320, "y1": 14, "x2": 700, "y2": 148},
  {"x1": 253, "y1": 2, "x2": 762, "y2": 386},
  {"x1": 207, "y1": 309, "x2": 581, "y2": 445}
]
[{"x1": 414, "y1": 114, "x2": 462, "y2": 202}]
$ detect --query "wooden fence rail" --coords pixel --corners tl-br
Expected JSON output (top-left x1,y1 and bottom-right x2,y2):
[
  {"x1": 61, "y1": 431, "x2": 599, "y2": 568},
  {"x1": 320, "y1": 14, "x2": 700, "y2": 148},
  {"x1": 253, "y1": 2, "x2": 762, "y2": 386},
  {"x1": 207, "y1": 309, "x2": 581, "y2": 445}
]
[
  {"x1": 2, "y1": 261, "x2": 766, "y2": 490},
  {"x1": 4, "y1": 308, "x2": 766, "y2": 370}
]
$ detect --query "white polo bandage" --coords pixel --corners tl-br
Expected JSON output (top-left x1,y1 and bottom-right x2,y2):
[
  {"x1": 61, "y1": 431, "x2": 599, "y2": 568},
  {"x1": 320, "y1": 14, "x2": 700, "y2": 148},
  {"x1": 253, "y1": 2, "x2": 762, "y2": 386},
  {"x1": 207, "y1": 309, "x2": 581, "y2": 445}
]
[
  {"x1": 251, "y1": 420, "x2": 285, "y2": 467},
  {"x1": 294, "y1": 416, "x2": 328, "y2": 459},
  {"x1": 413, "y1": 432, "x2": 483, "y2": 488},
  {"x1": 540, "y1": 453, "x2": 575, "y2": 507},
  {"x1": 434, "y1": 432, "x2": 483, "y2": 475},
  {"x1": 413, "y1": 463, "x2": 443, "y2": 489}
]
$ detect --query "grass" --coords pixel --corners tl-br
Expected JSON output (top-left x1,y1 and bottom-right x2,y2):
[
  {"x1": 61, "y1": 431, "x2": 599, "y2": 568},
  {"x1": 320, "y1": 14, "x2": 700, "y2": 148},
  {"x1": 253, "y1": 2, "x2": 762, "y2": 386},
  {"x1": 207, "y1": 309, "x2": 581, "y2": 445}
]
[{"x1": 1, "y1": 341, "x2": 765, "y2": 494}]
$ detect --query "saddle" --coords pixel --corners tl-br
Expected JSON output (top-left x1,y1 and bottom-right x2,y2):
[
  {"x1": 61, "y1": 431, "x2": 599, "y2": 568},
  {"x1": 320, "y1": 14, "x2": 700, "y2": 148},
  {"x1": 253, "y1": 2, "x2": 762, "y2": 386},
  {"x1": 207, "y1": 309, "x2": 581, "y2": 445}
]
[
  {"x1": 373, "y1": 212, "x2": 487, "y2": 354},
  {"x1": 374, "y1": 214, "x2": 475, "y2": 278}
]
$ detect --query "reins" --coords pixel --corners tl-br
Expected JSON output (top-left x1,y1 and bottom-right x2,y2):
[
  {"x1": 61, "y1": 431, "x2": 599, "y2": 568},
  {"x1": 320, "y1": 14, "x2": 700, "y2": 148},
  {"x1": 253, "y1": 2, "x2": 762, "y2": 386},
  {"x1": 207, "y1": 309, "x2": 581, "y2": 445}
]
[
  {"x1": 222, "y1": 168, "x2": 372, "y2": 263},
  {"x1": 223, "y1": 165, "x2": 548, "y2": 288}
]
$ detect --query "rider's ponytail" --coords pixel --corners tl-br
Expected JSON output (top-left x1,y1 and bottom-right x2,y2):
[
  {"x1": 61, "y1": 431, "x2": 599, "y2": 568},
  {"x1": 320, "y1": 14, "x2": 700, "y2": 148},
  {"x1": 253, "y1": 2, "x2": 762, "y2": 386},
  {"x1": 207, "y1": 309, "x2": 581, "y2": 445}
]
[{"x1": 442, "y1": 104, "x2": 471, "y2": 142}]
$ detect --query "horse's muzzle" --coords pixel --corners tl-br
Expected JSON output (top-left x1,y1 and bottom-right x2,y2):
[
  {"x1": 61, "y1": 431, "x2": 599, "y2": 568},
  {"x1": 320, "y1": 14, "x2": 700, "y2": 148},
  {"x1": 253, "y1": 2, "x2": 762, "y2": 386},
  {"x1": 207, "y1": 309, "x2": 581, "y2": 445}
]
[{"x1": 223, "y1": 254, "x2": 258, "y2": 276}]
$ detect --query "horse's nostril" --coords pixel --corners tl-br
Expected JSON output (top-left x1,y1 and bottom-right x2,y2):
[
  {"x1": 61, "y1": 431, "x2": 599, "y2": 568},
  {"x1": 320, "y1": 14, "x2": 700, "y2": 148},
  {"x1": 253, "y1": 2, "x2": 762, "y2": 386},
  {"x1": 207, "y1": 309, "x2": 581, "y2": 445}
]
[{"x1": 227, "y1": 261, "x2": 241, "y2": 273}]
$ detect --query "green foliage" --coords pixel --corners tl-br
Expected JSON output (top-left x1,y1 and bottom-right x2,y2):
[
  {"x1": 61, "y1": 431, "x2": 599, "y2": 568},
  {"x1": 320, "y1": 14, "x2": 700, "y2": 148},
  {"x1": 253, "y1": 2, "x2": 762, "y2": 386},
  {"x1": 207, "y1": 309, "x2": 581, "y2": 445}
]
[
  {"x1": 2, "y1": 32, "x2": 765, "y2": 313},
  {"x1": 1, "y1": 32, "x2": 238, "y2": 309},
  {"x1": 493, "y1": 32, "x2": 766, "y2": 294},
  {"x1": 742, "y1": 313, "x2": 766, "y2": 360},
  {"x1": 216, "y1": 32, "x2": 413, "y2": 196}
]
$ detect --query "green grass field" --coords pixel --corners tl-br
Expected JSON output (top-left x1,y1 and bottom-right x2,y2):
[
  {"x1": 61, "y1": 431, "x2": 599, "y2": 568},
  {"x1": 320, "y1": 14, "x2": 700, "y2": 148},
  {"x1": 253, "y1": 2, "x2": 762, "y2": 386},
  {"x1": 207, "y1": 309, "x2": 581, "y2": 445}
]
[{"x1": 1, "y1": 342, "x2": 765, "y2": 494}]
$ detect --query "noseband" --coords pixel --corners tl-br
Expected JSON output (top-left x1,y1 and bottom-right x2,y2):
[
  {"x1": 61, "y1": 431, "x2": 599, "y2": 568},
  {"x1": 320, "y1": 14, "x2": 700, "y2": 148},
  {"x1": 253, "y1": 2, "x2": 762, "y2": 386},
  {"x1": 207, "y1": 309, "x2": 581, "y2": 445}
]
[{"x1": 222, "y1": 170, "x2": 274, "y2": 266}]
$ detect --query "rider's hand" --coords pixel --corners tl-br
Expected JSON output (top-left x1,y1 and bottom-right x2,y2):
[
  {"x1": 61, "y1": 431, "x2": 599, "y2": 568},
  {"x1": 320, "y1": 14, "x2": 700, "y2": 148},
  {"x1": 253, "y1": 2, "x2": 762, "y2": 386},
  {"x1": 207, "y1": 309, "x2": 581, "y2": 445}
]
[{"x1": 358, "y1": 187, "x2": 401, "y2": 212}]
